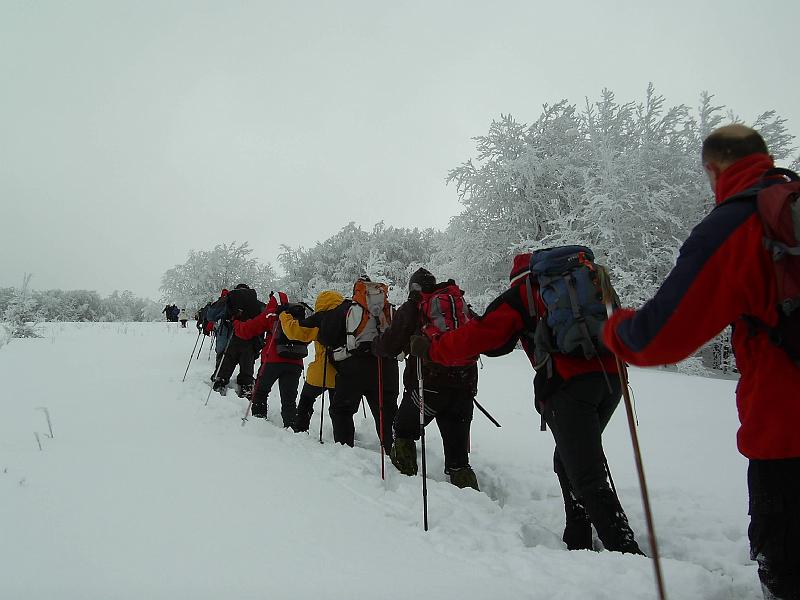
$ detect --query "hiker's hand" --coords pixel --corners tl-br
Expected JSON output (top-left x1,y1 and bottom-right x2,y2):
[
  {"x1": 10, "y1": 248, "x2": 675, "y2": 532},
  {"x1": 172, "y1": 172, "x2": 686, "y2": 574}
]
[{"x1": 409, "y1": 335, "x2": 431, "y2": 358}]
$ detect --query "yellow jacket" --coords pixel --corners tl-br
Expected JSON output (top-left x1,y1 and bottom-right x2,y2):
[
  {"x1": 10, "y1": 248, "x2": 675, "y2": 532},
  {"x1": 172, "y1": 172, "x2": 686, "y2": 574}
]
[{"x1": 279, "y1": 290, "x2": 343, "y2": 389}]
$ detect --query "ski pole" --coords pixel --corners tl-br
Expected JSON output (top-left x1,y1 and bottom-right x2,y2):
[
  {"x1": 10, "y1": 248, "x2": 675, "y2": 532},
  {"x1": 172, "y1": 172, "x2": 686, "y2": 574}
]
[
  {"x1": 182, "y1": 330, "x2": 202, "y2": 382},
  {"x1": 207, "y1": 332, "x2": 215, "y2": 360},
  {"x1": 197, "y1": 333, "x2": 206, "y2": 359},
  {"x1": 378, "y1": 357, "x2": 385, "y2": 481},
  {"x1": 361, "y1": 398, "x2": 367, "y2": 418},
  {"x1": 205, "y1": 333, "x2": 233, "y2": 406},
  {"x1": 473, "y1": 399, "x2": 501, "y2": 428},
  {"x1": 418, "y1": 357, "x2": 429, "y2": 531},
  {"x1": 319, "y1": 351, "x2": 328, "y2": 444},
  {"x1": 600, "y1": 267, "x2": 666, "y2": 600}
]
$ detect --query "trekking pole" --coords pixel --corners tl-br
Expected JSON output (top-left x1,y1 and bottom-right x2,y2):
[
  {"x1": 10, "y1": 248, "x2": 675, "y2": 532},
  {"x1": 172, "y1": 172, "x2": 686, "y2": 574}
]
[
  {"x1": 417, "y1": 357, "x2": 429, "y2": 531},
  {"x1": 207, "y1": 332, "x2": 215, "y2": 360},
  {"x1": 600, "y1": 268, "x2": 667, "y2": 600},
  {"x1": 196, "y1": 333, "x2": 206, "y2": 359},
  {"x1": 378, "y1": 357, "x2": 385, "y2": 481},
  {"x1": 361, "y1": 399, "x2": 367, "y2": 418},
  {"x1": 319, "y1": 351, "x2": 328, "y2": 444},
  {"x1": 205, "y1": 334, "x2": 233, "y2": 406},
  {"x1": 473, "y1": 399, "x2": 501, "y2": 428},
  {"x1": 182, "y1": 330, "x2": 203, "y2": 382}
]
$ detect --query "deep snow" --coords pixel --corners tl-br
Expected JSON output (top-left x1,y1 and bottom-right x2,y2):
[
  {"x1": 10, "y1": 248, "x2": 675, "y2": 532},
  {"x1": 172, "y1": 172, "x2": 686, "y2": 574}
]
[{"x1": 0, "y1": 322, "x2": 762, "y2": 599}]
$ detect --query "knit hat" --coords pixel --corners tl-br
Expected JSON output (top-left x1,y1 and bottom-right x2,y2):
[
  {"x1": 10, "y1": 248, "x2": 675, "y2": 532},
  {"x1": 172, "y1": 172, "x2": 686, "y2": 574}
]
[
  {"x1": 509, "y1": 253, "x2": 532, "y2": 284},
  {"x1": 409, "y1": 267, "x2": 436, "y2": 293},
  {"x1": 220, "y1": 289, "x2": 229, "y2": 297}
]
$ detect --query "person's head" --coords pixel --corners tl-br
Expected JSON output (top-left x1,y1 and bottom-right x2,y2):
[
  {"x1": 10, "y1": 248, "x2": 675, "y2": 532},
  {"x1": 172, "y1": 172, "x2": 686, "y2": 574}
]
[
  {"x1": 234, "y1": 283, "x2": 249, "y2": 290},
  {"x1": 701, "y1": 124, "x2": 770, "y2": 191},
  {"x1": 408, "y1": 268, "x2": 436, "y2": 294},
  {"x1": 220, "y1": 288, "x2": 229, "y2": 298},
  {"x1": 509, "y1": 253, "x2": 532, "y2": 286}
]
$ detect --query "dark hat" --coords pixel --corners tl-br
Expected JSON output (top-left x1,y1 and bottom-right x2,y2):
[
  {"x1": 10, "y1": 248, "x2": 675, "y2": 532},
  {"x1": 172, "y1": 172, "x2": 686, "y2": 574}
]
[
  {"x1": 409, "y1": 268, "x2": 436, "y2": 293},
  {"x1": 509, "y1": 253, "x2": 532, "y2": 283},
  {"x1": 234, "y1": 283, "x2": 249, "y2": 290}
]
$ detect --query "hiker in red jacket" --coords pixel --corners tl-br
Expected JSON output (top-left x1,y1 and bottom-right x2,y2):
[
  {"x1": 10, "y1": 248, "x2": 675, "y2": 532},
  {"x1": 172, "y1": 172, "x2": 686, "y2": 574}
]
[
  {"x1": 235, "y1": 292, "x2": 304, "y2": 427},
  {"x1": 411, "y1": 255, "x2": 643, "y2": 555},
  {"x1": 603, "y1": 124, "x2": 800, "y2": 600}
]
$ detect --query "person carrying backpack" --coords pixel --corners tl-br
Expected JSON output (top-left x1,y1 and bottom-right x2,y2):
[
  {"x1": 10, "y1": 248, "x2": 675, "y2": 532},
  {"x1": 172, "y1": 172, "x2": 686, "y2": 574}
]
[
  {"x1": 411, "y1": 253, "x2": 643, "y2": 555},
  {"x1": 372, "y1": 268, "x2": 480, "y2": 490},
  {"x1": 278, "y1": 290, "x2": 344, "y2": 433},
  {"x1": 178, "y1": 308, "x2": 189, "y2": 328},
  {"x1": 234, "y1": 292, "x2": 308, "y2": 427},
  {"x1": 603, "y1": 124, "x2": 800, "y2": 600},
  {"x1": 299, "y1": 277, "x2": 399, "y2": 453},
  {"x1": 211, "y1": 284, "x2": 263, "y2": 397}
]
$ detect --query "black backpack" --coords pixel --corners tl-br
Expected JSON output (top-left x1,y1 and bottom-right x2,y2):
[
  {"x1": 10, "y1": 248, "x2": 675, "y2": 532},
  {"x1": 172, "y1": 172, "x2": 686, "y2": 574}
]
[{"x1": 270, "y1": 292, "x2": 312, "y2": 359}]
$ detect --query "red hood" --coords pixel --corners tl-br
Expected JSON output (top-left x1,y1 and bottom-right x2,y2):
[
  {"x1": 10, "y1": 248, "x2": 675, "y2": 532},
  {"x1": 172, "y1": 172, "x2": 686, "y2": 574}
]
[{"x1": 715, "y1": 153, "x2": 774, "y2": 204}]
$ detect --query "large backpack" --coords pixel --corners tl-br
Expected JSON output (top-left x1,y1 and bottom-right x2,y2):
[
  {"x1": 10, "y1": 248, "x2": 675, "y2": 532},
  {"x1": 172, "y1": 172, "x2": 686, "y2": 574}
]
[
  {"x1": 270, "y1": 292, "x2": 311, "y2": 360},
  {"x1": 418, "y1": 280, "x2": 476, "y2": 367},
  {"x1": 737, "y1": 168, "x2": 800, "y2": 364},
  {"x1": 344, "y1": 279, "x2": 392, "y2": 353},
  {"x1": 227, "y1": 286, "x2": 262, "y2": 321},
  {"x1": 526, "y1": 245, "x2": 613, "y2": 369}
]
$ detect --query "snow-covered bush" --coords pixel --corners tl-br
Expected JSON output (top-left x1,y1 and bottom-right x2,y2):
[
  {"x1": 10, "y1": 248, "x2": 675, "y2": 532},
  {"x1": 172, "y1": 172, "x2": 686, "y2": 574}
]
[{"x1": 2, "y1": 274, "x2": 41, "y2": 338}]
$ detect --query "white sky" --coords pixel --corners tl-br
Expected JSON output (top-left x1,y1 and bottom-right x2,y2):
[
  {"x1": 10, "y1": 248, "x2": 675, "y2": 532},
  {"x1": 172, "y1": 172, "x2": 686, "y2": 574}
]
[{"x1": 2, "y1": 0, "x2": 798, "y2": 299}]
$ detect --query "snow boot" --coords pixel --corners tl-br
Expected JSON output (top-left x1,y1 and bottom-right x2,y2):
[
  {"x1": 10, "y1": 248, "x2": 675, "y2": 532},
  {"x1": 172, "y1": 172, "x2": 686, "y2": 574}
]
[
  {"x1": 251, "y1": 401, "x2": 268, "y2": 419},
  {"x1": 237, "y1": 383, "x2": 253, "y2": 399},
  {"x1": 562, "y1": 494, "x2": 593, "y2": 551},
  {"x1": 449, "y1": 466, "x2": 480, "y2": 491},
  {"x1": 212, "y1": 378, "x2": 228, "y2": 397},
  {"x1": 292, "y1": 409, "x2": 312, "y2": 433},
  {"x1": 390, "y1": 438, "x2": 418, "y2": 476},
  {"x1": 580, "y1": 487, "x2": 644, "y2": 555}
]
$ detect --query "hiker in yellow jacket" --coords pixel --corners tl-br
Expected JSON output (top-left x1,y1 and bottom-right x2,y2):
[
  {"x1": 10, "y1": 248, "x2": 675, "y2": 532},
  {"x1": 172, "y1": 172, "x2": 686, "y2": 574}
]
[{"x1": 279, "y1": 290, "x2": 344, "y2": 433}]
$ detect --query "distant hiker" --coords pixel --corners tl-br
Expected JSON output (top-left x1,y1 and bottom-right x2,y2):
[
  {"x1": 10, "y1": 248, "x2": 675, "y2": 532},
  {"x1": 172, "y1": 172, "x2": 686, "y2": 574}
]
[
  {"x1": 603, "y1": 124, "x2": 800, "y2": 598},
  {"x1": 208, "y1": 285, "x2": 263, "y2": 395},
  {"x1": 298, "y1": 277, "x2": 398, "y2": 453},
  {"x1": 196, "y1": 302, "x2": 212, "y2": 334},
  {"x1": 278, "y1": 290, "x2": 344, "y2": 433},
  {"x1": 179, "y1": 308, "x2": 189, "y2": 328},
  {"x1": 234, "y1": 292, "x2": 309, "y2": 427},
  {"x1": 412, "y1": 253, "x2": 643, "y2": 555},
  {"x1": 162, "y1": 304, "x2": 171, "y2": 321},
  {"x1": 373, "y1": 268, "x2": 480, "y2": 490},
  {"x1": 169, "y1": 304, "x2": 180, "y2": 322}
]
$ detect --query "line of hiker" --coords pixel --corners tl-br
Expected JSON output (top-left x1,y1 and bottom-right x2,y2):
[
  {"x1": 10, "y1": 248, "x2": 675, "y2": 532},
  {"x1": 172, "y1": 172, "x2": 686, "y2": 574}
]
[{"x1": 181, "y1": 125, "x2": 799, "y2": 600}]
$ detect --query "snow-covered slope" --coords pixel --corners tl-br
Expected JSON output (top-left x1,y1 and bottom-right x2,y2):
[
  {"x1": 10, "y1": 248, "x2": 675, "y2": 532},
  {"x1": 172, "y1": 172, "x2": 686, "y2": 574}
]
[{"x1": 0, "y1": 323, "x2": 760, "y2": 599}]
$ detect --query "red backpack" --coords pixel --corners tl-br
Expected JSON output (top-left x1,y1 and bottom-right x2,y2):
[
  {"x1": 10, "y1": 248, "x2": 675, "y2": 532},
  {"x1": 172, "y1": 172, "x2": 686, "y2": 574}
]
[
  {"x1": 418, "y1": 281, "x2": 476, "y2": 366},
  {"x1": 745, "y1": 168, "x2": 800, "y2": 364}
]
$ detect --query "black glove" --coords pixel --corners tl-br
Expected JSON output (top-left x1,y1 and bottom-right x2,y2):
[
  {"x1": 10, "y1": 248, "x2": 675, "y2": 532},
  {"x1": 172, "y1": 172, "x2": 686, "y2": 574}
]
[{"x1": 409, "y1": 335, "x2": 431, "y2": 358}]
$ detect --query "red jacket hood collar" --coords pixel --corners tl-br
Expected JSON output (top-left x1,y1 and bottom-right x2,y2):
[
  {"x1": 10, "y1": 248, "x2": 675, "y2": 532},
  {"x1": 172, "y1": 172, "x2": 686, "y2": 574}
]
[{"x1": 715, "y1": 153, "x2": 774, "y2": 204}]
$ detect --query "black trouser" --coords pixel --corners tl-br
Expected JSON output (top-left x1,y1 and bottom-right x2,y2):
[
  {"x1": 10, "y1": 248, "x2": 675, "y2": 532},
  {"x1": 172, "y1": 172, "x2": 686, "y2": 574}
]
[
  {"x1": 394, "y1": 385, "x2": 474, "y2": 472},
  {"x1": 216, "y1": 336, "x2": 257, "y2": 386},
  {"x1": 540, "y1": 373, "x2": 640, "y2": 553},
  {"x1": 294, "y1": 383, "x2": 332, "y2": 432},
  {"x1": 748, "y1": 457, "x2": 800, "y2": 600},
  {"x1": 330, "y1": 354, "x2": 398, "y2": 452},
  {"x1": 252, "y1": 362, "x2": 303, "y2": 426}
]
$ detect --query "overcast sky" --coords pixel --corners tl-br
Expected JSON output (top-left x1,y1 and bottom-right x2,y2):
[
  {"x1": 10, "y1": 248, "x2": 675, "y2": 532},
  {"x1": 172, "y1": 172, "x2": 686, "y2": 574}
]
[{"x1": 2, "y1": 0, "x2": 798, "y2": 299}]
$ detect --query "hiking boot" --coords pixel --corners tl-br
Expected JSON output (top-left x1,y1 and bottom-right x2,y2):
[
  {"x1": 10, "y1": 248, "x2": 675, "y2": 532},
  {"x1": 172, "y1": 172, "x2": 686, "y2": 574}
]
[
  {"x1": 449, "y1": 466, "x2": 480, "y2": 491},
  {"x1": 292, "y1": 410, "x2": 312, "y2": 433},
  {"x1": 251, "y1": 402, "x2": 268, "y2": 419},
  {"x1": 238, "y1": 383, "x2": 253, "y2": 400},
  {"x1": 212, "y1": 378, "x2": 228, "y2": 396},
  {"x1": 563, "y1": 494, "x2": 593, "y2": 550},
  {"x1": 581, "y1": 488, "x2": 645, "y2": 555},
  {"x1": 390, "y1": 438, "x2": 418, "y2": 476}
]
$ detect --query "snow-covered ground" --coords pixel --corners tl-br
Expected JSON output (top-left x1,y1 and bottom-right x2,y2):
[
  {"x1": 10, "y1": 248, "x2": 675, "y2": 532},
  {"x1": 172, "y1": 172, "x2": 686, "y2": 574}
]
[{"x1": 0, "y1": 323, "x2": 761, "y2": 599}]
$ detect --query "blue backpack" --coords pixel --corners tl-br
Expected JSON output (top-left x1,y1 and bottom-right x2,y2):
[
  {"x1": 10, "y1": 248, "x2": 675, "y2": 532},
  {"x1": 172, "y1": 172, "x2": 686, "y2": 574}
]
[{"x1": 525, "y1": 245, "x2": 614, "y2": 369}]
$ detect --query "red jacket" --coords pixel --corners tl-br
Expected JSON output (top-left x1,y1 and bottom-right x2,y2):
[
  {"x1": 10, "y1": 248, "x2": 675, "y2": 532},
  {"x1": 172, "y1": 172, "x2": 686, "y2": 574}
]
[
  {"x1": 233, "y1": 295, "x2": 303, "y2": 366},
  {"x1": 428, "y1": 276, "x2": 617, "y2": 384},
  {"x1": 603, "y1": 154, "x2": 800, "y2": 460}
]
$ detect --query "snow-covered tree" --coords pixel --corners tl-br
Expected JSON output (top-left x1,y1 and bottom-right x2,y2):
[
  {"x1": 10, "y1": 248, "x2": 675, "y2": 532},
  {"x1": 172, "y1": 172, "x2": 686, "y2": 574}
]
[{"x1": 160, "y1": 242, "x2": 277, "y2": 310}]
